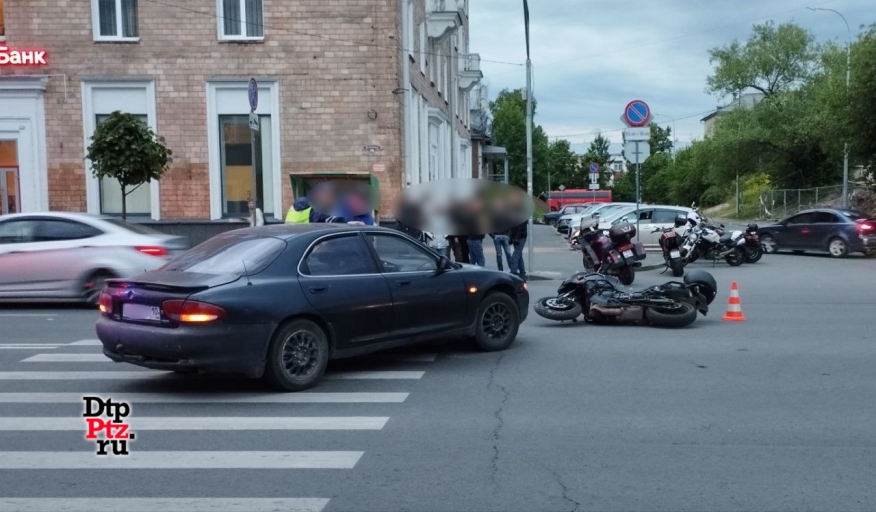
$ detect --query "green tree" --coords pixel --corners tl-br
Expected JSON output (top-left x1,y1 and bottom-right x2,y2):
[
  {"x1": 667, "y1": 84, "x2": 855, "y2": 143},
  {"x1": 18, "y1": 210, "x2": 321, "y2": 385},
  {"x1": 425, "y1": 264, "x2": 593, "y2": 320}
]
[
  {"x1": 849, "y1": 25, "x2": 876, "y2": 184},
  {"x1": 581, "y1": 133, "x2": 612, "y2": 188},
  {"x1": 489, "y1": 89, "x2": 551, "y2": 195},
  {"x1": 86, "y1": 111, "x2": 172, "y2": 219},
  {"x1": 706, "y1": 21, "x2": 819, "y2": 98},
  {"x1": 547, "y1": 139, "x2": 583, "y2": 189}
]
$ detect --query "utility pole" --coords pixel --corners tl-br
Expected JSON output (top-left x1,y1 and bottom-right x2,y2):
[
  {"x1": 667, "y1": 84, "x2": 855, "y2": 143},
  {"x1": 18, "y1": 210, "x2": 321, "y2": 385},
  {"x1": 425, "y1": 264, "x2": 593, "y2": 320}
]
[
  {"x1": 523, "y1": 0, "x2": 534, "y2": 273},
  {"x1": 635, "y1": 141, "x2": 641, "y2": 241},
  {"x1": 809, "y1": 7, "x2": 852, "y2": 208}
]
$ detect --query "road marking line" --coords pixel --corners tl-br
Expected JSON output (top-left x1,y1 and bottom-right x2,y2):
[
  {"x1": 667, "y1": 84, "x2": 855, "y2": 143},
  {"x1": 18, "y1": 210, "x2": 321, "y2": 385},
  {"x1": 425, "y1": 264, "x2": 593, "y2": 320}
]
[
  {"x1": 325, "y1": 371, "x2": 425, "y2": 379},
  {"x1": 0, "y1": 498, "x2": 330, "y2": 512},
  {"x1": 68, "y1": 339, "x2": 102, "y2": 346},
  {"x1": 0, "y1": 392, "x2": 409, "y2": 403},
  {"x1": 21, "y1": 354, "x2": 107, "y2": 362},
  {"x1": 0, "y1": 347, "x2": 59, "y2": 350},
  {"x1": 22, "y1": 352, "x2": 436, "y2": 363},
  {"x1": 0, "y1": 371, "x2": 425, "y2": 380},
  {"x1": 0, "y1": 416, "x2": 389, "y2": 430},
  {"x1": 0, "y1": 451, "x2": 364, "y2": 469},
  {"x1": 0, "y1": 343, "x2": 63, "y2": 347},
  {"x1": 0, "y1": 314, "x2": 57, "y2": 317}
]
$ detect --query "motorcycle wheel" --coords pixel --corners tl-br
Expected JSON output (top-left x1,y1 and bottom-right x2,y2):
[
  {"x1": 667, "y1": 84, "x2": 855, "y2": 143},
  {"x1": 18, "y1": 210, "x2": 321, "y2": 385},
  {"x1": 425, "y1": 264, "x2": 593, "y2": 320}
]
[
  {"x1": 618, "y1": 266, "x2": 635, "y2": 286},
  {"x1": 644, "y1": 302, "x2": 697, "y2": 328},
  {"x1": 745, "y1": 245, "x2": 763, "y2": 263},
  {"x1": 725, "y1": 247, "x2": 746, "y2": 267},
  {"x1": 670, "y1": 258, "x2": 684, "y2": 277},
  {"x1": 534, "y1": 297, "x2": 583, "y2": 321}
]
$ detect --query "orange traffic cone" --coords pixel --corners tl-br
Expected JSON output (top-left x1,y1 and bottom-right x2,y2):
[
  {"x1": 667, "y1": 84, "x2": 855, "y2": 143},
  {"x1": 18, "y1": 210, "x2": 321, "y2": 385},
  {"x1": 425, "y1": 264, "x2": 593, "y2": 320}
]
[{"x1": 722, "y1": 281, "x2": 746, "y2": 322}]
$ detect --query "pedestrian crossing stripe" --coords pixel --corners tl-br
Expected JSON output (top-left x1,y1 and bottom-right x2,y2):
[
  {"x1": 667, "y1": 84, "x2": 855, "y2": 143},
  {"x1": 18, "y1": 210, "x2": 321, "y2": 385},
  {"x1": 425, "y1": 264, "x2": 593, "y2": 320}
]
[
  {"x1": 20, "y1": 353, "x2": 438, "y2": 363},
  {"x1": 0, "y1": 498, "x2": 330, "y2": 512},
  {"x1": 0, "y1": 451, "x2": 363, "y2": 469},
  {"x1": 0, "y1": 392, "x2": 409, "y2": 403},
  {"x1": 0, "y1": 370, "x2": 425, "y2": 380},
  {"x1": 0, "y1": 417, "x2": 390, "y2": 430}
]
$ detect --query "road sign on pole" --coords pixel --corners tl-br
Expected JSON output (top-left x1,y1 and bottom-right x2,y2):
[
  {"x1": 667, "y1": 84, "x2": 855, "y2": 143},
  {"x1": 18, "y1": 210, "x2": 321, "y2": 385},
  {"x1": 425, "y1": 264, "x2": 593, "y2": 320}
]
[
  {"x1": 248, "y1": 78, "x2": 259, "y2": 227},
  {"x1": 623, "y1": 127, "x2": 650, "y2": 141},
  {"x1": 623, "y1": 142, "x2": 651, "y2": 164},
  {"x1": 588, "y1": 162, "x2": 599, "y2": 174},
  {"x1": 622, "y1": 100, "x2": 651, "y2": 128},
  {"x1": 589, "y1": 183, "x2": 600, "y2": 190},
  {"x1": 558, "y1": 184, "x2": 565, "y2": 191}
]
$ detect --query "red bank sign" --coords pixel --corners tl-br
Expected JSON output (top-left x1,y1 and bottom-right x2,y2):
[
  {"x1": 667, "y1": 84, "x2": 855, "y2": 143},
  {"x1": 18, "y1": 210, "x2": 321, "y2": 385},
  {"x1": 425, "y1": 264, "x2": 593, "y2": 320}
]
[{"x1": 0, "y1": 45, "x2": 48, "y2": 66}]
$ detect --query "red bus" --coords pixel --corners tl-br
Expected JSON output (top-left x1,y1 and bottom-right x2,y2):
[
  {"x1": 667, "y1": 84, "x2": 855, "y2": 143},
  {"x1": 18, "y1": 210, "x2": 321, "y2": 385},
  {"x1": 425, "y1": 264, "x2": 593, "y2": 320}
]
[{"x1": 540, "y1": 190, "x2": 612, "y2": 211}]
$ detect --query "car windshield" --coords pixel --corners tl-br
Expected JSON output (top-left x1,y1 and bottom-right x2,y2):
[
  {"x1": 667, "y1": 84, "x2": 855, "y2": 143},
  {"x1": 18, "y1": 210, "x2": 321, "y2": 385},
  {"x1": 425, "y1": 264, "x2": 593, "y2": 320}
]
[
  {"x1": 159, "y1": 234, "x2": 286, "y2": 276},
  {"x1": 103, "y1": 218, "x2": 164, "y2": 235}
]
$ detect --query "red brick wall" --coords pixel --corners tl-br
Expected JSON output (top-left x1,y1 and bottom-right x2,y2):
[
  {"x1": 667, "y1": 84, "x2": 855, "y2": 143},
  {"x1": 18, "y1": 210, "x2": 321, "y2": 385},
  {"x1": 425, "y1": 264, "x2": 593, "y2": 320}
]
[{"x1": 2, "y1": 0, "x2": 403, "y2": 219}]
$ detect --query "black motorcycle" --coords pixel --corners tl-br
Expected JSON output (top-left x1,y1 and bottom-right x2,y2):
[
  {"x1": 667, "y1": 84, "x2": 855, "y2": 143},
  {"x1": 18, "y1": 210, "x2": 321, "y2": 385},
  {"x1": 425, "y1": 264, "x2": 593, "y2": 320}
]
[
  {"x1": 534, "y1": 270, "x2": 718, "y2": 328},
  {"x1": 653, "y1": 213, "x2": 689, "y2": 277},
  {"x1": 580, "y1": 222, "x2": 647, "y2": 285},
  {"x1": 743, "y1": 223, "x2": 763, "y2": 263}
]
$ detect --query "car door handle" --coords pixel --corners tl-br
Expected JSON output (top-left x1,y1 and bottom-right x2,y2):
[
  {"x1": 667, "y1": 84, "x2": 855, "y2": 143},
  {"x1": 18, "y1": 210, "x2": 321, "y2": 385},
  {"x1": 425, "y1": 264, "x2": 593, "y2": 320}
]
[
  {"x1": 395, "y1": 280, "x2": 412, "y2": 287},
  {"x1": 308, "y1": 286, "x2": 329, "y2": 294}
]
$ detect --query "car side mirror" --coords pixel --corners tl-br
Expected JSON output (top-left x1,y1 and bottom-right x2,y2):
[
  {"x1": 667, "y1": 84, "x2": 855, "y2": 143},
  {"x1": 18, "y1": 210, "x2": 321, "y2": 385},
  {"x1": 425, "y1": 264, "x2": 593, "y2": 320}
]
[{"x1": 436, "y1": 256, "x2": 451, "y2": 274}]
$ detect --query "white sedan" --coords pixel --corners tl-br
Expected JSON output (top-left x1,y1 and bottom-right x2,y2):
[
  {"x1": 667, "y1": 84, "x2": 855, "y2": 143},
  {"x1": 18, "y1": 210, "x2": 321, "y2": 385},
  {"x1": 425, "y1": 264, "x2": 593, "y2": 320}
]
[{"x1": 0, "y1": 212, "x2": 189, "y2": 304}]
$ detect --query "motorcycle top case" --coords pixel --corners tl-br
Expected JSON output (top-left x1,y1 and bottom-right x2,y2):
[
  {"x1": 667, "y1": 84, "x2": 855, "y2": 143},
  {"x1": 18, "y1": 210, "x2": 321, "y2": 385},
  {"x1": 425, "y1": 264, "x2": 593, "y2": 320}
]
[{"x1": 609, "y1": 223, "x2": 636, "y2": 244}]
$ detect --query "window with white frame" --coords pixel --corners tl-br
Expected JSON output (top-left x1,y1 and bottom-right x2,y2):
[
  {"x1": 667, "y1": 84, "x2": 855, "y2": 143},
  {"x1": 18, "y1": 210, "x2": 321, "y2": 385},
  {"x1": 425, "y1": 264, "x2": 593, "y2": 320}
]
[
  {"x1": 435, "y1": 48, "x2": 442, "y2": 93},
  {"x1": 218, "y1": 0, "x2": 264, "y2": 40},
  {"x1": 92, "y1": 0, "x2": 139, "y2": 41},
  {"x1": 82, "y1": 82, "x2": 157, "y2": 218},
  {"x1": 207, "y1": 81, "x2": 280, "y2": 220}
]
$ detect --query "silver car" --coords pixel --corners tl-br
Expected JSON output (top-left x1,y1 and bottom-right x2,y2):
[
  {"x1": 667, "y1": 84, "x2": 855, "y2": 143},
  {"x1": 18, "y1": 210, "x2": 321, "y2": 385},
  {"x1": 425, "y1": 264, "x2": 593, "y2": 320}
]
[{"x1": 0, "y1": 212, "x2": 189, "y2": 304}]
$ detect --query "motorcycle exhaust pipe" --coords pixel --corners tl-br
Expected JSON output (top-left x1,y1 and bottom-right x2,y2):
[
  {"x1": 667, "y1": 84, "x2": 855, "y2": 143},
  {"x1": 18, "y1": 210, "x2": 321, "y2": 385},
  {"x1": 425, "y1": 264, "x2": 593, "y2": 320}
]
[{"x1": 589, "y1": 304, "x2": 622, "y2": 317}]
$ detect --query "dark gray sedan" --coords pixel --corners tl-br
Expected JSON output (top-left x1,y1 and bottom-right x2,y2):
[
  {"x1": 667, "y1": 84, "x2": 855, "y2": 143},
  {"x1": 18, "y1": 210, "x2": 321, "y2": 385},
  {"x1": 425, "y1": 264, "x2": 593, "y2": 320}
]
[
  {"x1": 758, "y1": 208, "x2": 876, "y2": 257},
  {"x1": 96, "y1": 224, "x2": 529, "y2": 391}
]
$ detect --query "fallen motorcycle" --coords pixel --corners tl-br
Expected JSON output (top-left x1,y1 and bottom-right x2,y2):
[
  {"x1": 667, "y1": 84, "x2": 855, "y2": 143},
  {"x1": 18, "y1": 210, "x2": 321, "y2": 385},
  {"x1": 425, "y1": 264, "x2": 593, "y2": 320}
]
[{"x1": 534, "y1": 269, "x2": 718, "y2": 328}]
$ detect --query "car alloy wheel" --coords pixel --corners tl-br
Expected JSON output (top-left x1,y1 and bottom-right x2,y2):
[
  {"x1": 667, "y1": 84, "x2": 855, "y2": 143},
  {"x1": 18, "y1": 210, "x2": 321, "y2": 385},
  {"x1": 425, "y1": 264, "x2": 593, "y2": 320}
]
[
  {"x1": 828, "y1": 238, "x2": 848, "y2": 258},
  {"x1": 472, "y1": 292, "x2": 520, "y2": 352},
  {"x1": 264, "y1": 319, "x2": 329, "y2": 392},
  {"x1": 282, "y1": 331, "x2": 320, "y2": 379},
  {"x1": 83, "y1": 273, "x2": 111, "y2": 306}
]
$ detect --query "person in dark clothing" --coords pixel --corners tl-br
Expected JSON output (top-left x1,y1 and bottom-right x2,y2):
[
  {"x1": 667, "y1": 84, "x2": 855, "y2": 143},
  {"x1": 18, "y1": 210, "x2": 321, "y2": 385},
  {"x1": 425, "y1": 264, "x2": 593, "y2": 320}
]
[
  {"x1": 447, "y1": 236, "x2": 470, "y2": 264},
  {"x1": 509, "y1": 221, "x2": 528, "y2": 280}
]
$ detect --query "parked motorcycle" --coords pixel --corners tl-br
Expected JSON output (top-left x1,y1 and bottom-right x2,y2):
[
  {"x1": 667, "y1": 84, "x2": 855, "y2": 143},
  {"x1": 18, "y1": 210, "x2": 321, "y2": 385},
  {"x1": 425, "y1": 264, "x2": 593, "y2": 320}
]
[
  {"x1": 680, "y1": 219, "x2": 746, "y2": 267},
  {"x1": 743, "y1": 223, "x2": 763, "y2": 263},
  {"x1": 580, "y1": 222, "x2": 647, "y2": 285},
  {"x1": 653, "y1": 214, "x2": 688, "y2": 277},
  {"x1": 534, "y1": 269, "x2": 718, "y2": 328}
]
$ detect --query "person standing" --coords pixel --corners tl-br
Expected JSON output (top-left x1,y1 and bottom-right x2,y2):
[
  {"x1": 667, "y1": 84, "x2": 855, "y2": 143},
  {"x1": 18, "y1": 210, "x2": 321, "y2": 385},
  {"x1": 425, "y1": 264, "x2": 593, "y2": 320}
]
[
  {"x1": 489, "y1": 229, "x2": 513, "y2": 271},
  {"x1": 509, "y1": 221, "x2": 528, "y2": 280},
  {"x1": 467, "y1": 234, "x2": 486, "y2": 267}
]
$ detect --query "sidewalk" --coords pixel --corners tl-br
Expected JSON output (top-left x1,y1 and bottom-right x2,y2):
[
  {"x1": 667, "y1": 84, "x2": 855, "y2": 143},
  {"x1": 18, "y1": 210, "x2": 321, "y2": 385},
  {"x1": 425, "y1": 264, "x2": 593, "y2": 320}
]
[{"x1": 481, "y1": 225, "x2": 664, "y2": 280}]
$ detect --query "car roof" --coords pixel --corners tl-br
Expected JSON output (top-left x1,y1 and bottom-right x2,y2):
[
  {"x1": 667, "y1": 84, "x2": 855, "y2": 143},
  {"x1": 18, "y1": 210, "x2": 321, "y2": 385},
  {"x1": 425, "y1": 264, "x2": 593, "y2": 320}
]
[
  {"x1": 225, "y1": 223, "x2": 398, "y2": 241},
  {"x1": 0, "y1": 211, "x2": 112, "y2": 222}
]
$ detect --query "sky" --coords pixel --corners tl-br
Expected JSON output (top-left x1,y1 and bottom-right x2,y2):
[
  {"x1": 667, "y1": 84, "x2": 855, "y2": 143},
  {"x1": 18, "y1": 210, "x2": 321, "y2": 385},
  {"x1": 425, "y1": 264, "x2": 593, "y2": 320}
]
[{"x1": 469, "y1": 0, "x2": 875, "y2": 155}]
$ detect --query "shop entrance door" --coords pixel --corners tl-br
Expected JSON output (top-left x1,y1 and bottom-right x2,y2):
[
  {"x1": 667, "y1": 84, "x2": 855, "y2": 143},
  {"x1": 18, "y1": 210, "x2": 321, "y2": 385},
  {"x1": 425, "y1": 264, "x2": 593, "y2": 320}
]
[{"x1": 0, "y1": 138, "x2": 20, "y2": 215}]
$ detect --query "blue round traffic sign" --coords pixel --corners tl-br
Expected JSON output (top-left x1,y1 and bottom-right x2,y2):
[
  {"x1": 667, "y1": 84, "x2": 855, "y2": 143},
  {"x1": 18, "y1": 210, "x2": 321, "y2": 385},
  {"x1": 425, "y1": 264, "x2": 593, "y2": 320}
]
[
  {"x1": 589, "y1": 163, "x2": 599, "y2": 173},
  {"x1": 248, "y1": 78, "x2": 258, "y2": 111},
  {"x1": 623, "y1": 100, "x2": 651, "y2": 127}
]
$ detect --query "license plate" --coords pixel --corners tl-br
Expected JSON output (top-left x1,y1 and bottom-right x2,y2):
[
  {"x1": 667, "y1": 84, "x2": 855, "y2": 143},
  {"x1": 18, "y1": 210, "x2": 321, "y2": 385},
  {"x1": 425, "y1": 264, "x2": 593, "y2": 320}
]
[
  {"x1": 670, "y1": 250, "x2": 680, "y2": 258},
  {"x1": 623, "y1": 250, "x2": 633, "y2": 258},
  {"x1": 122, "y1": 303, "x2": 161, "y2": 321}
]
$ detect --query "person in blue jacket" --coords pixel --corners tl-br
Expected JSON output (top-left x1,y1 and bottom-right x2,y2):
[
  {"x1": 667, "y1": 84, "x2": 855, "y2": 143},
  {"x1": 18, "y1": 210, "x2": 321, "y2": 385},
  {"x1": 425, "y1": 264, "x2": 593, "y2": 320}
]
[{"x1": 334, "y1": 190, "x2": 375, "y2": 226}]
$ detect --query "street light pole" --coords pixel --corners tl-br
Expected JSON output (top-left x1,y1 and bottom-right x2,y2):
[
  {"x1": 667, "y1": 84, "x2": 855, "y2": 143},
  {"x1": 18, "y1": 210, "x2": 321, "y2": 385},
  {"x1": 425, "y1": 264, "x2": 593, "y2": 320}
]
[
  {"x1": 809, "y1": 7, "x2": 852, "y2": 208},
  {"x1": 523, "y1": 0, "x2": 534, "y2": 274}
]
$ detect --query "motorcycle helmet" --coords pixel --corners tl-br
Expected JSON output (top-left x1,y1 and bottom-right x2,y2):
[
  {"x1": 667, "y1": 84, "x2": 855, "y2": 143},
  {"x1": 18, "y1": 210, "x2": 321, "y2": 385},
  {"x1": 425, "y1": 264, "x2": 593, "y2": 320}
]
[{"x1": 674, "y1": 214, "x2": 688, "y2": 228}]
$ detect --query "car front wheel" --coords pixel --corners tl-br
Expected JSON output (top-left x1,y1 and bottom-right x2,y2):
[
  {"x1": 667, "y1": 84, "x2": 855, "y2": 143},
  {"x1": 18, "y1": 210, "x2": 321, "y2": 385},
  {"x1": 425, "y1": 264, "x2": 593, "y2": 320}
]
[
  {"x1": 472, "y1": 292, "x2": 520, "y2": 352},
  {"x1": 760, "y1": 234, "x2": 778, "y2": 254},
  {"x1": 264, "y1": 319, "x2": 330, "y2": 392}
]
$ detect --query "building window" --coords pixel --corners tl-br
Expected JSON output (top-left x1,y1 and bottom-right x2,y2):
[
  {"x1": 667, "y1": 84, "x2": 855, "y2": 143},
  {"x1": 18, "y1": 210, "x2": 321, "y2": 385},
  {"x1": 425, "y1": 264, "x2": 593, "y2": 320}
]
[
  {"x1": 418, "y1": 22, "x2": 426, "y2": 74},
  {"x1": 219, "y1": 0, "x2": 264, "y2": 40},
  {"x1": 405, "y1": 0, "x2": 414, "y2": 60},
  {"x1": 206, "y1": 81, "x2": 280, "y2": 221},
  {"x1": 94, "y1": 113, "x2": 151, "y2": 215},
  {"x1": 0, "y1": 0, "x2": 6, "y2": 40},
  {"x1": 218, "y1": 115, "x2": 273, "y2": 217},
  {"x1": 92, "y1": 0, "x2": 139, "y2": 41}
]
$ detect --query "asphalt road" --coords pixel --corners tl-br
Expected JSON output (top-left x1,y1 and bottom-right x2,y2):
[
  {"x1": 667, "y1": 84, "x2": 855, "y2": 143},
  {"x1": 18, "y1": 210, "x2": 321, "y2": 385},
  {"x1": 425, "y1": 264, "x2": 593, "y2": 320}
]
[{"x1": 1, "y1": 226, "x2": 875, "y2": 511}]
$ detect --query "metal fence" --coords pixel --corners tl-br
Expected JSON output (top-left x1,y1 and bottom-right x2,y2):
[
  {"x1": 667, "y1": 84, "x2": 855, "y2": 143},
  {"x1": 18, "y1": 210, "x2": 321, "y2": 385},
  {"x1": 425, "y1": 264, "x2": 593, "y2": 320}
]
[{"x1": 758, "y1": 185, "x2": 853, "y2": 220}]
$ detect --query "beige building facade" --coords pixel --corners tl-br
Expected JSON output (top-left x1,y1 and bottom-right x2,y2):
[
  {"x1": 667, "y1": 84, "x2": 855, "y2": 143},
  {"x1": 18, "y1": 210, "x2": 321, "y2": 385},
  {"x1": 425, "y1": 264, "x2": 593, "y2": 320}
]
[{"x1": 0, "y1": 0, "x2": 482, "y2": 221}]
